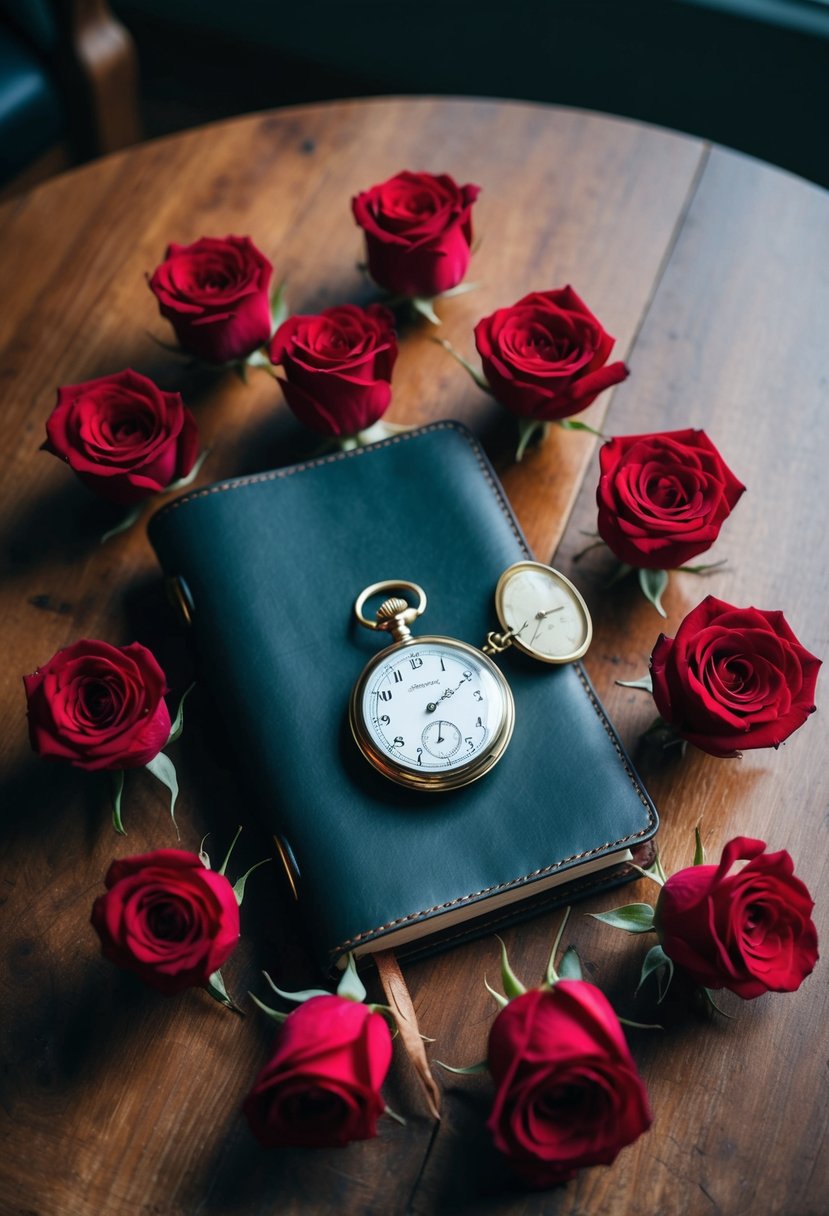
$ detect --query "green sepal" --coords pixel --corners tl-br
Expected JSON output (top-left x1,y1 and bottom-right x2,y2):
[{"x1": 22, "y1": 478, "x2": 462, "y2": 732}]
[
  {"x1": 111, "y1": 770, "x2": 126, "y2": 835},
  {"x1": 544, "y1": 906, "x2": 571, "y2": 987},
  {"x1": 198, "y1": 834, "x2": 211, "y2": 869},
  {"x1": 233, "y1": 858, "x2": 270, "y2": 907},
  {"x1": 262, "y1": 969, "x2": 330, "y2": 1005},
  {"x1": 433, "y1": 336, "x2": 491, "y2": 392},
  {"x1": 497, "y1": 936, "x2": 527, "y2": 999},
  {"x1": 484, "y1": 976, "x2": 509, "y2": 1010},
  {"x1": 248, "y1": 990, "x2": 289, "y2": 1024},
  {"x1": 590, "y1": 903, "x2": 655, "y2": 933},
  {"x1": 693, "y1": 825, "x2": 706, "y2": 867},
  {"x1": 637, "y1": 944, "x2": 674, "y2": 1002},
  {"x1": 165, "y1": 449, "x2": 210, "y2": 495},
  {"x1": 678, "y1": 559, "x2": 727, "y2": 575},
  {"x1": 628, "y1": 853, "x2": 668, "y2": 887},
  {"x1": 558, "y1": 945, "x2": 583, "y2": 981},
  {"x1": 515, "y1": 417, "x2": 549, "y2": 463},
  {"x1": 438, "y1": 280, "x2": 479, "y2": 299},
  {"x1": 206, "y1": 968, "x2": 243, "y2": 1014},
  {"x1": 618, "y1": 1016, "x2": 663, "y2": 1030},
  {"x1": 616, "y1": 673, "x2": 654, "y2": 692},
  {"x1": 270, "y1": 278, "x2": 288, "y2": 332},
  {"x1": 100, "y1": 505, "x2": 143, "y2": 545},
  {"x1": 368, "y1": 1003, "x2": 399, "y2": 1037},
  {"x1": 144, "y1": 750, "x2": 179, "y2": 835},
  {"x1": 573, "y1": 538, "x2": 607, "y2": 562},
  {"x1": 604, "y1": 561, "x2": 634, "y2": 589},
  {"x1": 410, "y1": 297, "x2": 442, "y2": 325},
  {"x1": 234, "y1": 361, "x2": 249, "y2": 384},
  {"x1": 336, "y1": 952, "x2": 367, "y2": 1004},
  {"x1": 435, "y1": 1059, "x2": 489, "y2": 1076},
  {"x1": 218, "y1": 825, "x2": 242, "y2": 877},
  {"x1": 703, "y1": 988, "x2": 735, "y2": 1019},
  {"x1": 638, "y1": 567, "x2": 669, "y2": 618},
  {"x1": 557, "y1": 418, "x2": 605, "y2": 438},
  {"x1": 384, "y1": 1103, "x2": 407, "y2": 1126},
  {"x1": 166, "y1": 683, "x2": 195, "y2": 746}
]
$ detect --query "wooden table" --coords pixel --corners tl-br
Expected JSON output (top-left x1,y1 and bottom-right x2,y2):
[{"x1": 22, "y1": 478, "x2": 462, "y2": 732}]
[{"x1": 1, "y1": 98, "x2": 827, "y2": 1216}]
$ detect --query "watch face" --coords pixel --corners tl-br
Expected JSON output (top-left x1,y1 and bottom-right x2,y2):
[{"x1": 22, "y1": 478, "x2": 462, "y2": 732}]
[
  {"x1": 495, "y1": 561, "x2": 592, "y2": 663},
  {"x1": 350, "y1": 636, "x2": 515, "y2": 791}
]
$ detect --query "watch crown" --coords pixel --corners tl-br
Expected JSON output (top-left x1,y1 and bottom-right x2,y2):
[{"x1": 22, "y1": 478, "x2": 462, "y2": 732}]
[{"x1": 377, "y1": 596, "x2": 409, "y2": 622}]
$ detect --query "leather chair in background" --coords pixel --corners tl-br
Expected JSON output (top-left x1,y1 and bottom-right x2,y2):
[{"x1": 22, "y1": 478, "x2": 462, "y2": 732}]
[{"x1": 0, "y1": 0, "x2": 140, "y2": 197}]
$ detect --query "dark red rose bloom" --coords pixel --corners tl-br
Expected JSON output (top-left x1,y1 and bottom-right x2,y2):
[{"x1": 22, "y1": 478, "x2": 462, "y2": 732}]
[
  {"x1": 487, "y1": 982, "x2": 652, "y2": 1188},
  {"x1": 269, "y1": 304, "x2": 397, "y2": 437},
  {"x1": 91, "y1": 849, "x2": 240, "y2": 993},
  {"x1": 43, "y1": 369, "x2": 199, "y2": 506},
  {"x1": 474, "y1": 286, "x2": 628, "y2": 422},
  {"x1": 24, "y1": 639, "x2": 171, "y2": 771},
  {"x1": 650, "y1": 596, "x2": 820, "y2": 756},
  {"x1": 352, "y1": 170, "x2": 480, "y2": 298},
  {"x1": 596, "y1": 428, "x2": 745, "y2": 569},
  {"x1": 243, "y1": 994, "x2": 393, "y2": 1148},
  {"x1": 149, "y1": 234, "x2": 272, "y2": 363},
  {"x1": 655, "y1": 837, "x2": 818, "y2": 999}
]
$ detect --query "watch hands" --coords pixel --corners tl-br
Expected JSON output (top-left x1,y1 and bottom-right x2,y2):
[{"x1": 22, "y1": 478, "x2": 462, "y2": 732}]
[
  {"x1": 525, "y1": 604, "x2": 565, "y2": 646},
  {"x1": 426, "y1": 677, "x2": 467, "y2": 714}
]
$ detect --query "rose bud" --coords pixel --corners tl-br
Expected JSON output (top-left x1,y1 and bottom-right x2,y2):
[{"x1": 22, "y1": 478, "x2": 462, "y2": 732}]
[
  {"x1": 242, "y1": 994, "x2": 393, "y2": 1148},
  {"x1": 596, "y1": 428, "x2": 745, "y2": 569},
  {"x1": 650, "y1": 595, "x2": 820, "y2": 756},
  {"x1": 24, "y1": 639, "x2": 171, "y2": 771},
  {"x1": 42, "y1": 369, "x2": 199, "y2": 507},
  {"x1": 91, "y1": 849, "x2": 240, "y2": 993},
  {"x1": 487, "y1": 981, "x2": 652, "y2": 1188},
  {"x1": 474, "y1": 286, "x2": 629, "y2": 422},
  {"x1": 269, "y1": 304, "x2": 397, "y2": 437},
  {"x1": 149, "y1": 234, "x2": 273, "y2": 364},
  {"x1": 655, "y1": 837, "x2": 818, "y2": 998},
  {"x1": 352, "y1": 170, "x2": 480, "y2": 298}
]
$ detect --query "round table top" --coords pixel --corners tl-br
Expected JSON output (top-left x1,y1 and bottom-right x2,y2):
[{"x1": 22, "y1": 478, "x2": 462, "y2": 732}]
[{"x1": 1, "y1": 97, "x2": 828, "y2": 1216}]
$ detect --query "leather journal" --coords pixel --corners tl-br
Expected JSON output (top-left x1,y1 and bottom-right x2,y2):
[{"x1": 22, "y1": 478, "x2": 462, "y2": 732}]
[{"x1": 148, "y1": 422, "x2": 658, "y2": 972}]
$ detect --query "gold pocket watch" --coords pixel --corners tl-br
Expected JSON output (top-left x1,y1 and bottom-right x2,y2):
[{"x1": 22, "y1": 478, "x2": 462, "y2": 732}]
[{"x1": 349, "y1": 562, "x2": 592, "y2": 792}]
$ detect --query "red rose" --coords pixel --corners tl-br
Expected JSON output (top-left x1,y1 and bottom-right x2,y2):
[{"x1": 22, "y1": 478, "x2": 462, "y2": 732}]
[
  {"x1": 269, "y1": 304, "x2": 397, "y2": 437},
  {"x1": 352, "y1": 170, "x2": 480, "y2": 298},
  {"x1": 43, "y1": 369, "x2": 199, "y2": 506},
  {"x1": 596, "y1": 428, "x2": 745, "y2": 569},
  {"x1": 242, "y1": 994, "x2": 393, "y2": 1148},
  {"x1": 655, "y1": 837, "x2": 818, "y2": 998},
  {"x1": 650, "y1": 596, "x2": 820, "y2": 756},
  {"x1": 487, "y1": 982, "x2": 652, "y2": 1188},
  {"x1": 473, "y1": 286, "x2": 628, "y2": 422},
  {"x1": 24, "y1": 639, "x2": 171, "y2": 771},
  {"x1": 149, "y1": 234, "x2": 273, "y2": 363},
  {"x1": 91, "y1": 849, "x2": 240, "y2": 993}
]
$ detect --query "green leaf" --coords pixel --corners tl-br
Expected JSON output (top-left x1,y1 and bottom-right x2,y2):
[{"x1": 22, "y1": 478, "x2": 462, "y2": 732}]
[
  {"x1": 637, "y1": 945, "x2": 674, "y2": 1002},
  {"x1": 703, "y1": 988, "x2": 735, "y2": 1019},
  {"x1": 411, "y1": 297, "x2": 442, "y2": 325},
  {"x1": 232, "y1": 858, "x2": 270, "y2": 907},
  {"x1": 618, "y1": 1016, "x2": 663, "y2": 1030},
  {"x1": 545, "y1": 906, "x2": 571, "y2": 986},
  {"x1": 437, "y1": 280, "x2": 480, "y2": 299},
  {"x1": 432, "y1": 336, "x2": 491, "y2": 392},
  {"x1": 248, "y1": 990, "x2": 289, "y2": 1024},
  {"x1": 515, "y1": 417, "x2": 548, "y2": 463},
  {"x1": 110, "y1": 770, "x2": 126, "y2": 835},
  {"x1": 270, "y1": 278, "x2": 288, "y2": 331},
  {"x1": 165, "y1": 449, "x2": 210, "y2": 494},
  {"x1": 263, "y1": 969, "x2": 330, "y2": 1005},
  {"x1": 335, "y1": 953, "x2": 367, "y2": 1003},
  {"x1": 589, "y1": 903, "x2": 655, "y2": 933},
  {"x1": 368, "y1": 1003, "x2": 399, "y2": 1037},
  {"x1": 100, "y1": 505, "x2": 143, "y2": 545},
  {"x1": 166, "y1": 683, "x2": 195, "y2": 746},
  {"x1": 678, "y1": 559, "x2": 727, "y2": 575},
  {"x1": 206, "y1": 968, "x2": 243, "y2": 1013},
  {"x1": 497, "y1": 936, "x2": 527, "y2": 999},
  {"x1": 218, "y1": 825, "x2": 243, "y2": 877},
  {"x1": 198, "y1": 834, "x2": 211, "y2": 869},
  {"x1": 638, "y1": 567, "x2": 669, "y2": 618},
  {"x1": 384, "y1": 1102, "x2": 407, "y2": 1126},
  {"x1": 572, "y1": 538, "x2": 607, "y2": 562},
  {"x1": 145, "y1": 751, "x2": 180, "y2": 835},
  {"x1": 484, "y1": 976, "x2": 509, "y2": 1010},
  {"x1": 693, "y1": 825, "x2": 706, "y2": 867},
  {"x1": 558, "y1": 946, "x2": 583, "y2": 981},
  {"x1": 604, "y1": 561, "x2": 634, "y2": 589},
  {"x1": 557, "y1": 418, "x2": 605, "y2": 439},
  {"x1": 435, "y1": 1059, "x2": 489, "y2": 1076},
  {"x1": 616, "y1": 673, "x2": 654, "y2": 692}
]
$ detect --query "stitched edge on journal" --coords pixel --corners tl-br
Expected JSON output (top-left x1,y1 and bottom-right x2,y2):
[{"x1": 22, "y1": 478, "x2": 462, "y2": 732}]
[{"x1": 149, "y1": 421, "x2": 658, "y2": 954}]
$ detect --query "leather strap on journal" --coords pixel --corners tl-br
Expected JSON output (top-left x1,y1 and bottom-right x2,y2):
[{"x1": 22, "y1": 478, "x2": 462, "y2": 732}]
[{"x1": 374, "y1": 950, "x2": 442, "y2": 1121}]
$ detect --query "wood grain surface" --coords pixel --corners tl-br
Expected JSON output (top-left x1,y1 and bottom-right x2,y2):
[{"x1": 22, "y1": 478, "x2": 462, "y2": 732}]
[{"x1": 0, "y1": 98, "x2": 827, "y2": 1216}]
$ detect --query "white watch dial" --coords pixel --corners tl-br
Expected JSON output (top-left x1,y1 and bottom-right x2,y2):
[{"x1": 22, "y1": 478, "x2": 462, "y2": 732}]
[
  {"x1": 360, "y1": 640, "x2": 507, "y2": 774},
  {"x1": 496, "y1": 562, "x2": 592, "y2": 663}
]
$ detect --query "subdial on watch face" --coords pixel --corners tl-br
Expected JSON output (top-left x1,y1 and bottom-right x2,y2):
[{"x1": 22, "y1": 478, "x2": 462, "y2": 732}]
[{"x1": 421, "y1": 719, "x2": 462, "y2": 759}]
